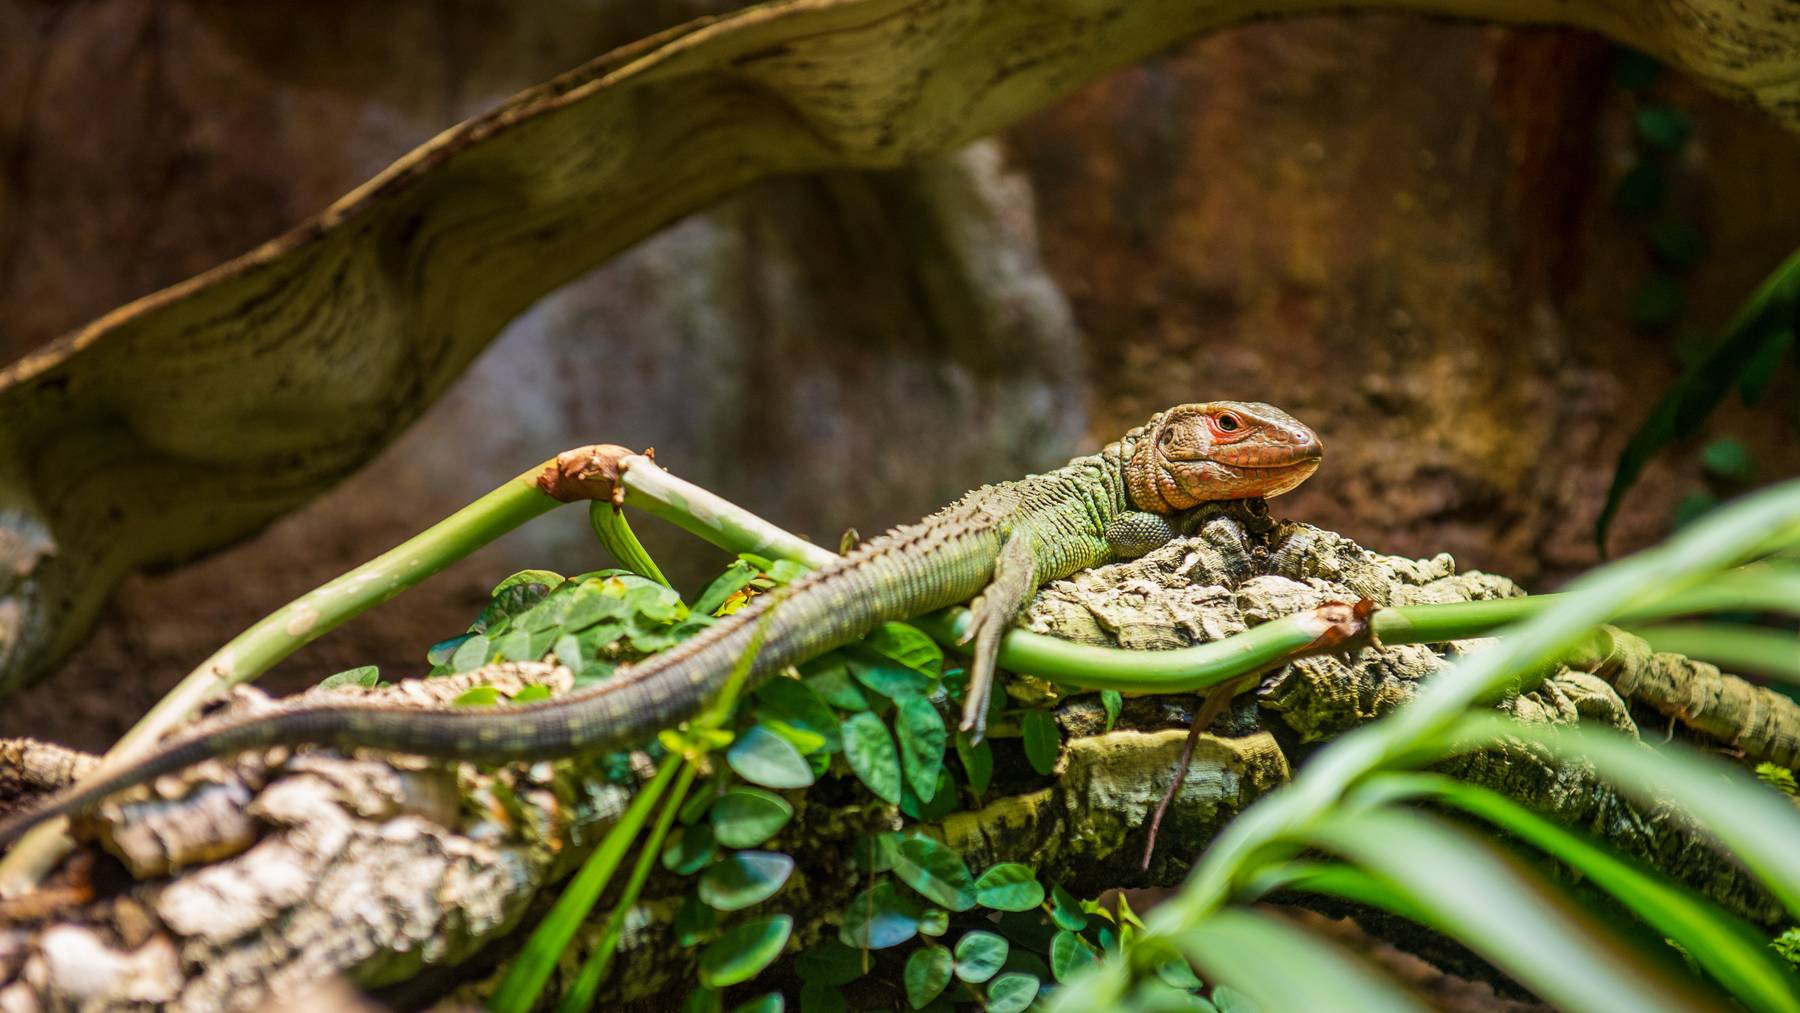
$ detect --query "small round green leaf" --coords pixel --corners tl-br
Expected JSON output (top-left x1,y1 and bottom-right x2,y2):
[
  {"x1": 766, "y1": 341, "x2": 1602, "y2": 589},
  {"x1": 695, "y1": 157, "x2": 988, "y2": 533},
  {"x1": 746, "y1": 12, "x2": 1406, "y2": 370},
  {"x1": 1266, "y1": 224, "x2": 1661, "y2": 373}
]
[
  {"x1": 450, "y1": 634, "x2": 491, "y2": 673},
  {"x1": 511, "y1": 682, "x2": 552, "y2": 703},
  {"x1": 674, "y1": 891, "x2": 717, "y2": 947},
  {"x1": 1049, "y1": 929, "x2": 1096, "y2": 981},
  {"x1": 974, "y1": 863, "x2": 1044, "y2": 912},
  {"x1": 904, "y1": 945, "x2": 954, "y2": 1009},
  {"x1": 841, "y1": 711, "x2": 903, "y2": 804},
  {"x1": 838, "y1": 881, "x2": 920, "y2": 950},
  {"x1": 698, "y1": 914, "x2": 793, "y2": 988},
  {"x1": 986, "y1": 972, "x2": 1041, "y2": 1013},
  {"x1": 1021, "y1": 710, "x2": 1061, "y2": 775},
  {"x1": 1155, "y1": 957, "x2": 1205, "y2": 992},
  {"x1": 895, "y1": 694, "x2": 948, "y2": 802},
  {"x1": 795, "y1": 939, "x2": 866, "y2": 986},
  {"x1": 1100, "y1": 689, "x2": 1123, "y2": 730},
  {"x1": 319, "y1": 666, "x2": 379, "y2": 690},
  {"x1": 954, "y1": 734, "x2": 993, "y2": 795},
  {"x1": 662, "y1": 823, "x2": 718, "y2": 875},
  {"x1": 754, "y1": 677, "x2": 843, "y2": 752},
  {"x1": 953, "y1": 930, "x2": 1008, "y2": 983},
  {"x1": 848, "y1": 656, "x2": 934, "y2": 699},
  {"x1": 730, "y1": 993, "x2": 784, "y2": 1013},
  {"x1": 865, "y1": 622, "x2": 944, "y2": 676},
  {"x1": 728, "y1": 725, "x2": 816, "y2": 789},
  {"x1": 900, "y1": 769, "x2": 957, "y2": 822},
  {"x1": 918, "y1": 905, "x2": 949, "y2": 937},
  {"x1": 711, "y1": 787, "x2": 795, "y2": 849},
  {"x1": 893, "y1": 836, "x2": 977, "y2": 912},
  {"x1": 1049, "y1": 883, "x2": 1088, "y2": 931},
  {"x1": 698, "y1": 851, "x2": 794, "y2": 911},
  {"x1": 798, "y1": 982, "x2": 847, "y2": 1013},
  {"x1": 452, "y1": 684, "x2": 502, "y2": 707}
]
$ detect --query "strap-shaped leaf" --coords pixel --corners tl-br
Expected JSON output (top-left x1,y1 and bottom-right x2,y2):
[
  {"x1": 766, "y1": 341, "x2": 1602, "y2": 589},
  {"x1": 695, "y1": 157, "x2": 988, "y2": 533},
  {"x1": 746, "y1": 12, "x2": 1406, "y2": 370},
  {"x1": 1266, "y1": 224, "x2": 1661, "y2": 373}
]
[
  {"x1": 1306, "y1": 806, "x2": 1722, "y2": 1013},
  {"x1": 1362, "y1": 772, "x2": 1800, "y2": 1013},
  {"x1": 1632, "y1": 623, "x2": 1800, "y2": 683},
  {"x1": 1447, "y1": 716, "x2": 1800, "y2": 918},
  {"x1": 1174, "y1": 907, "x2": 1429, "y2": 1013}
]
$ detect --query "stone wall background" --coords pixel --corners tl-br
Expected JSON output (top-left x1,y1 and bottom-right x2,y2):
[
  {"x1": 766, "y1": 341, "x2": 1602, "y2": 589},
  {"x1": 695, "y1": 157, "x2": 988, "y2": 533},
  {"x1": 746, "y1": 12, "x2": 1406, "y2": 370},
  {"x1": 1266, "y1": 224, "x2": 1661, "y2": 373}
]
[{"x1": 1, "y1": 2, "x2": 1794, "y2": 748}]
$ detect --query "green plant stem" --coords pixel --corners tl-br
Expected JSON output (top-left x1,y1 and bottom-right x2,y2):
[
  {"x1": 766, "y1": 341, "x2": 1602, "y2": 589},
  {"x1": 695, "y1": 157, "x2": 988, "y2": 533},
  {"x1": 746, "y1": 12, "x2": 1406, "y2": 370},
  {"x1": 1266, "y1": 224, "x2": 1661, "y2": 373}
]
[
  {"x1": 0, "y1": 466, "x2": 561, "y2": 895},
  {"x1": 491, "y1": 752, "x2": 686, "y2": 1013},
  {"x1": 616, "y1": 455, "x2": 1798, "y2": 694},
  {"x1": 556, "y1": 762, "x2": 698, "y2": 1013},
  {"x1": 591, "y1": 501, "x2": 671, "y2": 588},
  {"x1": 1631, "y1": 624, "x2": 1800, "y2": 682}
]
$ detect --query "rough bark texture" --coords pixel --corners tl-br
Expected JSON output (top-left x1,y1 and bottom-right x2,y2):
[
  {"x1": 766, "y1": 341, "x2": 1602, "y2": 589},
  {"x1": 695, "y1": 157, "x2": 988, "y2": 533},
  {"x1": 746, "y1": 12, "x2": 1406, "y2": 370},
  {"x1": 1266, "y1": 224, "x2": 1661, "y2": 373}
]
[
  {"x1": 0, "y1": 516, "x2": 1785, "y2": 1010},
  {"x1": 3, "y1": 1, "x2": 1800, "y2": 734}
]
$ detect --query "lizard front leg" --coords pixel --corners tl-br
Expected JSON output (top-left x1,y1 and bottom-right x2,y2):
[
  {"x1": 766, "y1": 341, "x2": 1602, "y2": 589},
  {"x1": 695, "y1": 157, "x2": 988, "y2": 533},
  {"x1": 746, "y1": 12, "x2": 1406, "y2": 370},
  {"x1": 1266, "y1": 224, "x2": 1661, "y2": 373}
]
[
  {"x1": 1103, "y1": 510, "x2": 1182, "y2": 559},
  {"x1": 958, "y1": 532, "x2": 1037, "y2": 742}
]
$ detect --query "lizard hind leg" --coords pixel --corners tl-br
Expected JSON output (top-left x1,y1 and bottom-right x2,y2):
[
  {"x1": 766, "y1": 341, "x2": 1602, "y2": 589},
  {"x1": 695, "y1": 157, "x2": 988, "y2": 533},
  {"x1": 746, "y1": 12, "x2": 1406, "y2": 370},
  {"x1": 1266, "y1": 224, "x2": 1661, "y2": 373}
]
[{"x1": 958, "y1": 533, "x2": 1038, "y2": 743}]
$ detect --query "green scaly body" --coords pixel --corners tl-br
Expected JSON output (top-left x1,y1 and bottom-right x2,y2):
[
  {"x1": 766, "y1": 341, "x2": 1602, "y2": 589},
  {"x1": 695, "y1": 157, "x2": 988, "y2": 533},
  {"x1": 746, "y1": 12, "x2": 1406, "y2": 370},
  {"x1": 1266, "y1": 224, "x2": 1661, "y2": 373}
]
[{"x1": 0, "y1": 402, "x2": 1320, "y2": 848}]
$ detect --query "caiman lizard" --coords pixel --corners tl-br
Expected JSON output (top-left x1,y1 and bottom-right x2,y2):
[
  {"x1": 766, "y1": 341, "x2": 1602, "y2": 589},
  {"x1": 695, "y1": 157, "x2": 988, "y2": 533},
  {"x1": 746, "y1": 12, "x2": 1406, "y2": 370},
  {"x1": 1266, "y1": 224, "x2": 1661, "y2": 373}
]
[{"x1": 0, "y1": 401, "x2": 1320, "y2": 849}]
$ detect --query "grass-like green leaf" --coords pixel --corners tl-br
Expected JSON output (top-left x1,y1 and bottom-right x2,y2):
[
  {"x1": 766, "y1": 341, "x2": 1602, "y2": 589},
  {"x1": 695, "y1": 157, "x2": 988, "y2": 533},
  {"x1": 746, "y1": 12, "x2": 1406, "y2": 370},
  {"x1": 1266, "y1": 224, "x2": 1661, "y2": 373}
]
[
  {"x1": 1448, "y1": 716, "x2": 1800, "y2": 919},
  {"x1": 893, "y1": 835, "x2": 977, "y2": 912},
  {"x1": 1174, "y1": 907, "x2": 1429, "y2": 1013},
  {"x1": 727, "y1": 724, "x2": 816, "y2": 790},
  {"x1": 698, "y1": 851, "x2": 795, "y2": 911},
  {"x1": 1247, "y1": 861, "x2": 1436, "y2": 929},
  {"x1": 1022, "y1": 709, "x2": 1061, "y2": 775},
  {"x1": 1363, "y1": 772, "x2": 1800, "y2": 1012},
  {"x1": 905, "y1": 945, "x2": 954, "y2": 1009},
  {"x1": 1305, "y1": 806, "x2": 1722, "y2": 1012},
  {"x1": 699, "y1": 914, "x2": 793, "y2": 988},
  {"x1": 711, "y1": 788, "x2": 794, "y2": 849},
  {"x1": 974, "y1": 863, "x2": 1044, "y2": 912},
  {"x1": 842, "y1": 711, "x2": 903, "y2": 804},
  {"x1": 489, "y1": 753, "x2": 684, "y2": 1013},
  {"x1": 1633, "y1": 623, "x2": 1800, "y2": 682},
  {"x1": 555, "y1": 763, "x2": 698, "y2": 1013}
]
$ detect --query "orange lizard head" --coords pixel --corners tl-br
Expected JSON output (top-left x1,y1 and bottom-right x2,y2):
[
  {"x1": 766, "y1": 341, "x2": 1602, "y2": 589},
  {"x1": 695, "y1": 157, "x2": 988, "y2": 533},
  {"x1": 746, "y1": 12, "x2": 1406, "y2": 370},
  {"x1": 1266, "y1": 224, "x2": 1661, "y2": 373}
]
[{"x1": 1125, "y1": 401, "x2": 1322, "y2": 511}]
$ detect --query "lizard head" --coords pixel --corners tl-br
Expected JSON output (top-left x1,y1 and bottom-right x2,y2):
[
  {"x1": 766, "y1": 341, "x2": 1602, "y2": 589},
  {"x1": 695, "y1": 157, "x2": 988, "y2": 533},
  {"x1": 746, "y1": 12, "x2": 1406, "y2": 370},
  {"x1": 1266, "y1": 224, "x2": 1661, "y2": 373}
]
[{"x1": 1125, "y1": 401, "x2": 1322, "y2": 512}]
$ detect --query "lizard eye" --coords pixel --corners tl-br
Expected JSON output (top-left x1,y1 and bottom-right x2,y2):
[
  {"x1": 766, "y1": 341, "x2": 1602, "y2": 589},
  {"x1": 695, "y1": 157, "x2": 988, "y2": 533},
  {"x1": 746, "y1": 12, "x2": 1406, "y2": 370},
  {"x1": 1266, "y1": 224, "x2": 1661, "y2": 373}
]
[
  {"x1": 1214, "y1": 412, "x2": 1242, "y2": 432},
  {"x1": 1157, "y1": 428, "x2": 1174, "y2": 446}
]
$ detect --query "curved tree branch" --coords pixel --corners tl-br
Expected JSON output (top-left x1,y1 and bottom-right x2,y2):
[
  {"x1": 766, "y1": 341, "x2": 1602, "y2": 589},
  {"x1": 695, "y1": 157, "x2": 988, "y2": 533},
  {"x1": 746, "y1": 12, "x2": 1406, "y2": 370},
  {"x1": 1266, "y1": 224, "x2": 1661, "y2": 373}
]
[{"x1": 3, "y1": 0, "x2": 1799, "y2": 694}]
